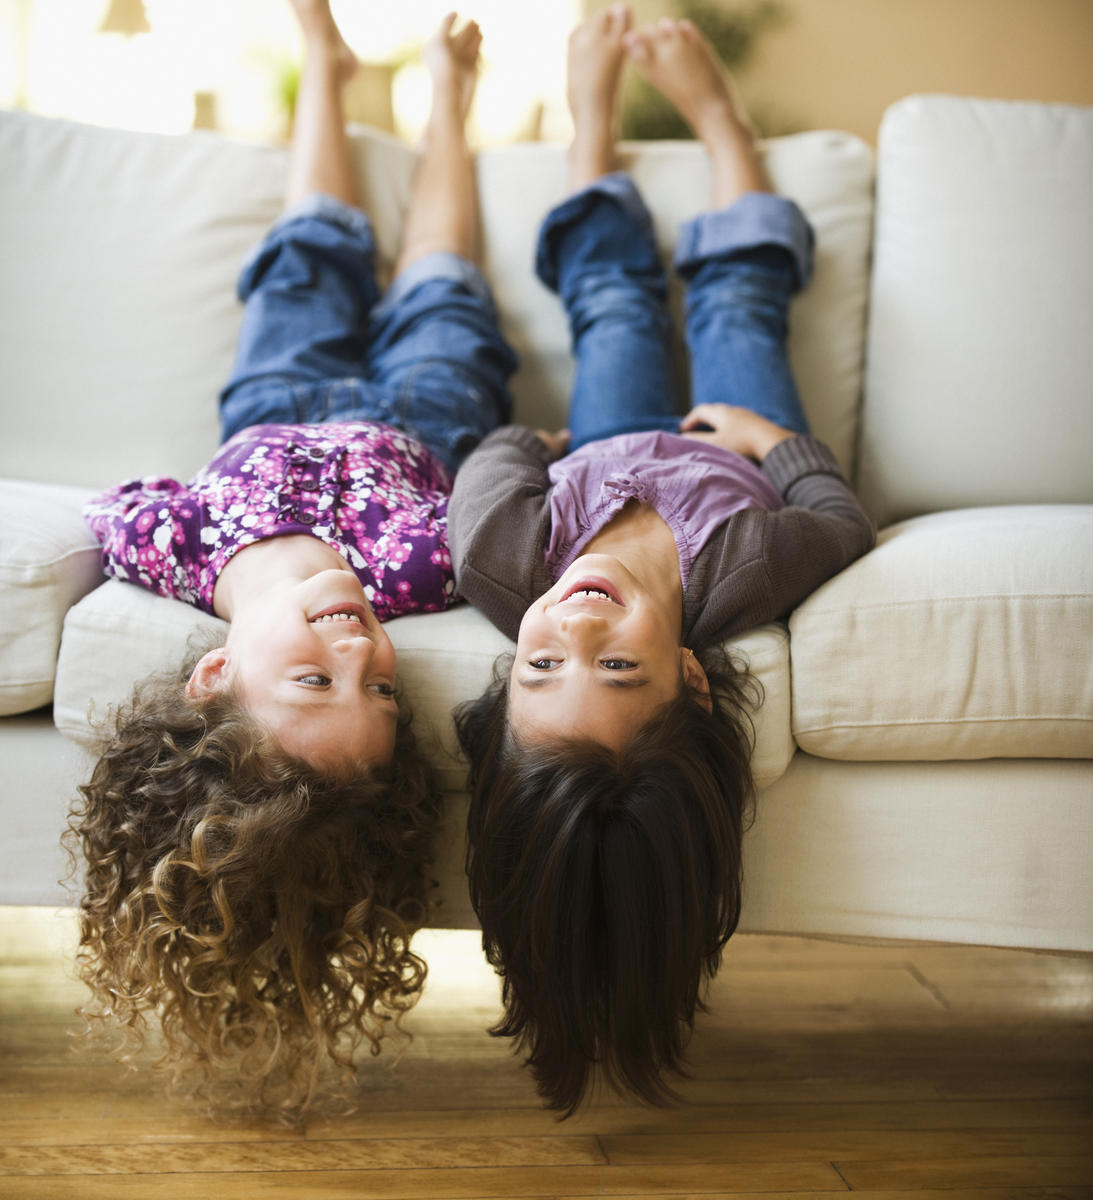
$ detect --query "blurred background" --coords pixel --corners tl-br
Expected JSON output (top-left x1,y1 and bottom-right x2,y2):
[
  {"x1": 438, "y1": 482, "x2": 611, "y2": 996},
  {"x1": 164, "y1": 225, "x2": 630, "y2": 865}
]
[{"x1": 1, "y1": 0, "x2": 1091, "y2": 147}]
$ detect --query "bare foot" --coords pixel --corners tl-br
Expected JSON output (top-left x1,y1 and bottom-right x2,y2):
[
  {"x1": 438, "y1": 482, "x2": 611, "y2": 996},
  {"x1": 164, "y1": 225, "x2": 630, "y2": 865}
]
[
  {"x1": 289, "y1": 0, "x2": 358, "y2": 84},
  {"x1": 423, "y1": 12, "x2": 483, "y2": 129},
  {"x1": 623, "y1": 17, "x2": 768, "y2": 202},
  {"x1": 624, "y1": 18, "x2": 752, "y2": 140},
  {"x1": 566, "y1": 3, "x2": 632, "y2": 191}
]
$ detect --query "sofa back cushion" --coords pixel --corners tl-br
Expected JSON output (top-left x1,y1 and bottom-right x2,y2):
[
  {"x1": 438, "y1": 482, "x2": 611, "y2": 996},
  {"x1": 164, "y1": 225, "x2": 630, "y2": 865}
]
[
  {"x1": 856, "y1": 95, "x2": 1093, "y2": 526},
  {"x1": 0, "y1": 111, "x2": 283, "y2": 489}
]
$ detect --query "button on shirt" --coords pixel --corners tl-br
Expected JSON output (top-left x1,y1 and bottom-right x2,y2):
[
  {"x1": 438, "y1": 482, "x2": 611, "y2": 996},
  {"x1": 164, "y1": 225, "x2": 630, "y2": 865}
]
[
  {"x1": 85, "y1": 422, "x2": 457, "y2": 620},
  {"x1": 545, "y1": 431, "x2": 785, "y2": 587}
]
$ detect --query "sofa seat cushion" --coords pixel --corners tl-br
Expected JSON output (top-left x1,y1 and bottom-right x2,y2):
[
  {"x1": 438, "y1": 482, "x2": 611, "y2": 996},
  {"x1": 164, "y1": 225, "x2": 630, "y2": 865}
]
[
  {"x1": 391, "y1": 610, "x2": 795, "y2": 792},
  {"x1": 54, "y1": 581, "x2": 227, "y2": 748},
  {"x1": 790, "y1": 505, "x2": 1093, "y2": 761},
  {"x1": 54, "y1": 585, "x2": 796, "y2": 791},
  {"x1": 0, "y1": 480, "x2": 104, "y2": 715}
]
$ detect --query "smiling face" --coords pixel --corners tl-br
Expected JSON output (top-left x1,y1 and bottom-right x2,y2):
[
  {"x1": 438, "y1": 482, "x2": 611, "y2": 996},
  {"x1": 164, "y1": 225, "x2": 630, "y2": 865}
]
[
  {"x1": 510, "y1": 555, "x2": 707, "y2": 753},
  {"x1": 189, "y1": 568, "x2": 399, "y2": 775}
]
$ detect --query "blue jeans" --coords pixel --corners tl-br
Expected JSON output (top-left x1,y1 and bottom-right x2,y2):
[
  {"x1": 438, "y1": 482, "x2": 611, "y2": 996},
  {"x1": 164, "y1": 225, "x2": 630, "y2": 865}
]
[
  {"x1": 534, "y1": 173, "x2": 814, "y2": 450},
  {"x1": 219, "y1": 194, "x2": 517, "y2": 473}
]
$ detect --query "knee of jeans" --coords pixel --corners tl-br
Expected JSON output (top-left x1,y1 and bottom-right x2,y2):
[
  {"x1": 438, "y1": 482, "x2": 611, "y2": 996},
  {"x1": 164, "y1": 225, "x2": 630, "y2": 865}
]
[
  {"x1": 687, "y1": 272, "x2": 793, "y2": 339},
  {"x1": 689, "y1": 258, "x2": 794, "y2": 307},
  {"x1": 566, "y1": 277, "x2": 671, "y2": 337}
]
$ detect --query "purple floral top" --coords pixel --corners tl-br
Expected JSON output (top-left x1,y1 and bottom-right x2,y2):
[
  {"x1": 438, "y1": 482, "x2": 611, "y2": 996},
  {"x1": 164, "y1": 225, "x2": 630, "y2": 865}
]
[{"x1": 85, "y1": 422, "x2": 458, "y2": 620}]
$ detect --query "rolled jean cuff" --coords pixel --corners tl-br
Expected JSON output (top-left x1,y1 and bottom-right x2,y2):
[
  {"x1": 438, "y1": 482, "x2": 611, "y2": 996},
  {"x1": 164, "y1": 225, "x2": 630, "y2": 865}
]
[
  {"x1": 673, "y1": 192, "x2": 815, "y2": 290},
  {"x1": 534, "y1": 172, "x2": 656, "y2": 291},
  {"x1": 236, "y1": 192, "x2": 376, "y2": 298},
  {"x1": 372, "y1": 250, "x2": 497, "y2": 320},
  {"x1": 280, "y1": 192, "x2": 375, "y2": 241}
]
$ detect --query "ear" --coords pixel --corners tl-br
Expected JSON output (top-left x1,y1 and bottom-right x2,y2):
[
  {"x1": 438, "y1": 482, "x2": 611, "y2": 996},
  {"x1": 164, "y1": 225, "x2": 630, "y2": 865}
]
[
  {"x1": 681, "y1": 647, "x2": 713, "y2": 713},
  {"x1": 185, "y1": 647, "x2": 231, "y2": 698}
]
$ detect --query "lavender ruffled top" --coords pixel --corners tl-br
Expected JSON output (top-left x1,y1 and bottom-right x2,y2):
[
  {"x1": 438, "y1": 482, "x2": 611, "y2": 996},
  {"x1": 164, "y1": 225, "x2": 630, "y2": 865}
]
[{"x1": 545, "y1": 431, "x2": 785, "y2": 588}]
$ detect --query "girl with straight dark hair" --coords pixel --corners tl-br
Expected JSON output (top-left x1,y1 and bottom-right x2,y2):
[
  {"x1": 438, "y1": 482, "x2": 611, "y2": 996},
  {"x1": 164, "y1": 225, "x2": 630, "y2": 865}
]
[{"x1": 450, "y1": 5, "x2": 875, "y2": 1114}]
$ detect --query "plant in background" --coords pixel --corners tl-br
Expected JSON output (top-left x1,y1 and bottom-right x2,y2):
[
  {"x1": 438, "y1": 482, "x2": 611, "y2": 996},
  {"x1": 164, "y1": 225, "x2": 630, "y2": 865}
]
[{"x1": 621, "y1": 0, "x2": 794, "y2": 139}]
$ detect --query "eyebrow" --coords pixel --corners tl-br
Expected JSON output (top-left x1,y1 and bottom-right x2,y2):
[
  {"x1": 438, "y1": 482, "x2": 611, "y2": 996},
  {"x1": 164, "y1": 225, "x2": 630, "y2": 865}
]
[{"x1": 517, "y1": 677, "x2": 650, "y2": 690}]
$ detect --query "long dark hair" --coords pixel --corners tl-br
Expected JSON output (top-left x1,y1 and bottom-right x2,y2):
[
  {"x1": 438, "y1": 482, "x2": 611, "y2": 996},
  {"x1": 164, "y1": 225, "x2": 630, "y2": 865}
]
[{"x1": 454, "y1": 647, "x2": 757, "y2": 1115}]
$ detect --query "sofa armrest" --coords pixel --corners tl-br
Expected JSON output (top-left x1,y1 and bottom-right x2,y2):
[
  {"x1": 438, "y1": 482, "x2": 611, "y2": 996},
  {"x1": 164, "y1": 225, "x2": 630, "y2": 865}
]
[{"x1": 0, "y1": 480, "x2": 105, "y2": 715}]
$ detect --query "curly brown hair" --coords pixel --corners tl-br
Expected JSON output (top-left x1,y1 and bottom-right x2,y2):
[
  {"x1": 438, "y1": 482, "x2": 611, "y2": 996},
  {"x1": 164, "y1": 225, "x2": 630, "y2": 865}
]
[
  {"x1": 454, "y1": 646, "x2": 757, "y2": 1116},
  {"x1": 66, "y1": 646, "x2": 441, "y2": 1121}
]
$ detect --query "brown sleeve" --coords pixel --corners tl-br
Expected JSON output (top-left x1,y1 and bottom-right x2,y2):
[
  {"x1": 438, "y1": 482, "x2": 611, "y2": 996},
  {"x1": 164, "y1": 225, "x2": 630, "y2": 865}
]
[
  {"x1": 685, "y1": 436, "x2": 876, "y2": 646},
  {"x1": 448, "y1": 426, "x2": 557, "y2": 643}
]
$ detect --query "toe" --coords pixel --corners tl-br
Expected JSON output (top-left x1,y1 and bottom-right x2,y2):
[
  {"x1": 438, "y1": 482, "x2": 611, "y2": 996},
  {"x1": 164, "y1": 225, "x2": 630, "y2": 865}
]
[{"x1": 625, "y1": 31, "x2": 651, "y2": 62}]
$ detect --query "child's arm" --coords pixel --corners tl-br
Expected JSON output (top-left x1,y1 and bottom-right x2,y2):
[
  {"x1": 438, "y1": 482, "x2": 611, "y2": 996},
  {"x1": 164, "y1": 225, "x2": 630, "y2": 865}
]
[
  {"x1": 685, "y1": 435, "x2": 876, "y2": 646},
  {"x1": 448, "y1": 427, "x2": 559, "y2": 642}
]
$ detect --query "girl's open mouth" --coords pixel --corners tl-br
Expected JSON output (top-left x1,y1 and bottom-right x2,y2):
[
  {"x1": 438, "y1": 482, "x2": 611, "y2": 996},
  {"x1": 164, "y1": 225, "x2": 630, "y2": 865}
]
[
  {"x1": 558, "y1": 576, "x2": 624, "y2": 606},
  {"x1": 308, "y1": 603, "x2": 369, "y2": 625}
]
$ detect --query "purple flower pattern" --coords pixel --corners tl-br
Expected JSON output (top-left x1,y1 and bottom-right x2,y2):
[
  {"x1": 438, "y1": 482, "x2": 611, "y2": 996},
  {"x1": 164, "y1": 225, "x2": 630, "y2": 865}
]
[{"x1": 85, "y1": 423, "x2": 459, "y2": 621}]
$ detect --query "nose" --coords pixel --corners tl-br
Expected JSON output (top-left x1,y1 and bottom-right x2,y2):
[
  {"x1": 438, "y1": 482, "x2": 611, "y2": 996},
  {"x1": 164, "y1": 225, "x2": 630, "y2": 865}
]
[
  {"x1": 330, "y1": 631, "x2": 376, "y2": 664},
  {"x1": 558, "y1": 610, "x2": 609, "y2": 635}
]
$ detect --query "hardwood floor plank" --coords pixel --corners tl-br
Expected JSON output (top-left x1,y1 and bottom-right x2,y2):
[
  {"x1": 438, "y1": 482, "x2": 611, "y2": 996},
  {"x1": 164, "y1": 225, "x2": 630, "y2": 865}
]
[
  {"x1": 0, "y1": 1115, "x2": 300, "y2": 1147},
  {"x1": 564, "y1": 1193, "x2": 1093, "y2": 1200},
  {"x1": 837, "y1": 1156, "x2": 1093, "y2": 1189},
  {"x1": 3, "y1": 1059, "x2": 1091, "y2": 1117},
  {"x1": 307, "y1": 1097, "x2": 1092, "y2": 1138},
  {"x1": 545, "y1": 1192, "x2": 1093, "y2": 1200},
  {"x1": 0, "y1": 1135, "x2": 606, "y2": 1177},
  {"x1": 0, "y1": 1160, "x2": 847, "y2": 1198},
  {"x1": 601, "y1": 1128, "x2": 1091, "y2": 1165},
  {"x1": 7, "y1": 1186, "x2": 1089, "y2": 1200},
  {"x1": 2, "y1": 1098, "x2": 1090, "y2": 1146}
]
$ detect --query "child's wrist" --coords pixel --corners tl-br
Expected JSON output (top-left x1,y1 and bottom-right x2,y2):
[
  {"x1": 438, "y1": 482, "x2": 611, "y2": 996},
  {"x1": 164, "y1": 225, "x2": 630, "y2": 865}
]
[{"x1": 754, "y1": 424, "x2": 796, "y2": 462}]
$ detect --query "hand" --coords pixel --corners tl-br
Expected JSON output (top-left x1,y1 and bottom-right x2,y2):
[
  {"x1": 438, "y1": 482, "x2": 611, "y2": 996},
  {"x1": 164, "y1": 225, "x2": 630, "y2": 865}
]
[
  {"x1": 680, "y1": 404, "x2": 796, "y2": 462},
  {"x1": 535, "y1": 429, "x2": 571, "y2": 461}
]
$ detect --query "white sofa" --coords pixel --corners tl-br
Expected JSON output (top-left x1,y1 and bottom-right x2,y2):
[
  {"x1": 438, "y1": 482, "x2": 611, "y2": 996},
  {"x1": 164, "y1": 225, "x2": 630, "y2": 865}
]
[{"x1": 2, "y1": 96, "x2": 1091, "y2": 949}]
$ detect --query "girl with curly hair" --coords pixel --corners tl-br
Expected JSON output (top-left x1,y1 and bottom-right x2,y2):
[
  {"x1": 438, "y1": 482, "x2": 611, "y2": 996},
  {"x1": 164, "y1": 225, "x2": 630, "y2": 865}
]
[
  {"x1": 69, "y1": 0, "x2": 514, "y2": 1118},
  {"x1": 448, "y1": 8, "x2": 875, "y2": 1114}
]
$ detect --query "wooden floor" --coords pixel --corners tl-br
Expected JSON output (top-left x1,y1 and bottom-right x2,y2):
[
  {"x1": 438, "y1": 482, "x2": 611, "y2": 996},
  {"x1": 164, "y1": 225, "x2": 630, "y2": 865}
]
[{"x1": 1, "y1": 908, "x2": 1091, "y2": 1199}]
